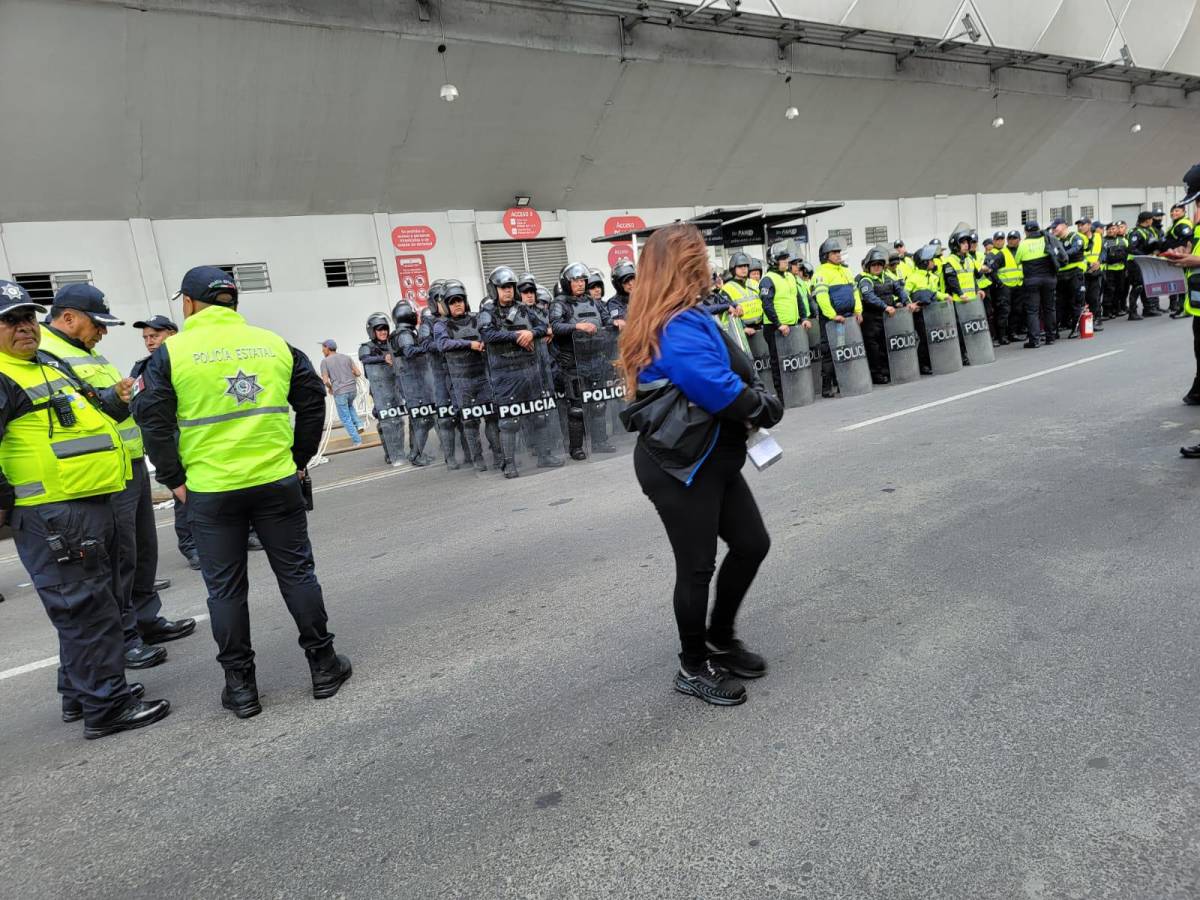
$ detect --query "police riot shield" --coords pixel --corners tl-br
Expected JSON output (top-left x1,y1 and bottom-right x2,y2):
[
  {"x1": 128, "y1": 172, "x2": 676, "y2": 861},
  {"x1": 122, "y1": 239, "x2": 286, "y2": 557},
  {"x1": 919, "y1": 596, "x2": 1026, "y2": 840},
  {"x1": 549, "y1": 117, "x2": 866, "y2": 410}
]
[
  {"x1": 775, "y1": 325, "x2": 814, "y2": 408},
  {"x1": 426, "y1": 342, "x2": 472, "y2": 473},
  {"x1": 604, "y1": 326, "x2": 630, "y2": 443},
  {"x1": 718, "y1": 313, "x2": 751, "y2": 357},
  {"x1": 444, "y1": 347, "x2": 502, "y2": 472},
  {"x1": 883, "y1": 308, "x2": 921, "y2": 385},
  {"x1": 922, "y1": 301, "x2": 963, "y2": 375},
  {"x1": 824, "y1": 318, "x2": 873, "y2": 397},
  {"x1": 363, "y1": 362, "x2": 407, "y2": 466},
  {"x1": 746, "y1": 329, "x2": 776, "y2": 397},
  {"x1": 954, "y1": 298, "x2": 995, "y2": 365},
  {"x1": 572, "y1": 327, "x2": 625, "y2": 457},
  {"x1": 805, "y1": 317, "x2": 822, "y2": 398},
  {"x1": 487, "y1": 341, "x2": 563, "y2": 476},
  {"x1": 392, "y1": 347, "x2": 439, "y2": 466}
]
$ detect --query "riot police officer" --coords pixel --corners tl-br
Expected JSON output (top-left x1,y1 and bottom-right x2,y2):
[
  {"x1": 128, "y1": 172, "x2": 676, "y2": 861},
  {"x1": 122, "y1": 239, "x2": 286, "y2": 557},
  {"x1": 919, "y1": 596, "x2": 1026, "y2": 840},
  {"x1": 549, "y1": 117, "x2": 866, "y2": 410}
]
[
  {"x1": 607, "y1": 261, "x2": 635, "y2": 330},
  {"x1": 586, "y1": 269, "x2": 606, "y2": 303},
  {"x1": 1127, "y1": 211, "x2": 1161, "y2": 319},
  {"x1": 40, "y1": 286, "x2": 194, "y2": 669},
  {"x1": 1101, "y1": 222, "x2": 1130, "y2": 318},
  {"x1": 550, "y1": 262, "x2": 616, "y2": 460},
  {"x1": 390, "y1": 302, "x2": 439, "y2": 467},
  {"x1": 358, "y1": 312, "x2": 407, "y2": 466},
  {"x1": 760, "y1": 245, "x2": 812, "y2": 397},
  {"x1": 132, "y1": 266, "x2": 350, "y2": 719},
  {"x1": 480, "y1": 266, "x2": 565, "y2": 477},
  {"x1": 419, "y1": 281, "x2": 470, "y2": 470},
  {"x1": 748, "y1": 258, "x2": 764, "y2": 288},
  {"x1": 902, "y1": 244, "x2": 947, "y2": 374},
  {"x1": 857, "y1": 246, "x2": 900, "y2": 384},
  {"x1": 433, "y1": 280, "x2": 502, "y2": 471},
  {"x1": 812, "y1": 237, "x2": 863, "y2": 397},
  {"x1": 0, "y1": 281, "x2": 171, "y2": 738},
  {"x1": 1050, "y1": 217, "x2": 1087, "y2": 337},
  {"x1": 1015, "y1": 221, "x2": 1060, "y2": 346}
]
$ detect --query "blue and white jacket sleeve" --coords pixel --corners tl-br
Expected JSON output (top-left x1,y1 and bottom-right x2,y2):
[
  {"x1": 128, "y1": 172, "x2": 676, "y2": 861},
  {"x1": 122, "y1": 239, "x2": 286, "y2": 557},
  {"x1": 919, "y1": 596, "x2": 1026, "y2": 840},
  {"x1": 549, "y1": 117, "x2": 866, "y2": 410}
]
[{"x1": 648, "y1": 310, "x2": 745, "y2": 415}]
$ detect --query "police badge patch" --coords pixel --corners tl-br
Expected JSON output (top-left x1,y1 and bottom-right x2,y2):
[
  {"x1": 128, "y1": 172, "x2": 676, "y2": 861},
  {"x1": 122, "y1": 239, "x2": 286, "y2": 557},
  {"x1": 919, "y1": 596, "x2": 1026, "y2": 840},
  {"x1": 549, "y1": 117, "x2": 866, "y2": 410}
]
[{"x1": 224, "y1": 369, "x2": 264, "y2": 405}]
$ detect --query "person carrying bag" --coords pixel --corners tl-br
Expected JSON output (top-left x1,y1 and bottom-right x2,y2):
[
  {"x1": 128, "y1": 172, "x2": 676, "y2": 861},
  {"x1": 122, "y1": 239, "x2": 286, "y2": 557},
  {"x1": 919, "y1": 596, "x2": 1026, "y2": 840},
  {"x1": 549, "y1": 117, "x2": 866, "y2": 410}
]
[{"x1": 618, "y1": 223, "x2": 783, "y2": 707}]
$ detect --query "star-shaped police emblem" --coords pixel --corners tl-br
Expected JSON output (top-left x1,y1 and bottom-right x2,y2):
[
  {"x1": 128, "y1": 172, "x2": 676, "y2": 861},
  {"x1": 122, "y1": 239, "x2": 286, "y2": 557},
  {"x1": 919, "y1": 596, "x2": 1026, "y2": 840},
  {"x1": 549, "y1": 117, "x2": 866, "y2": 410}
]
[
  {"x1": 224, "y1": 370, "x2": 264, "y2": 406},
  {"x1": 2, "y1": 284, "x2": 22, "y2": 300}
]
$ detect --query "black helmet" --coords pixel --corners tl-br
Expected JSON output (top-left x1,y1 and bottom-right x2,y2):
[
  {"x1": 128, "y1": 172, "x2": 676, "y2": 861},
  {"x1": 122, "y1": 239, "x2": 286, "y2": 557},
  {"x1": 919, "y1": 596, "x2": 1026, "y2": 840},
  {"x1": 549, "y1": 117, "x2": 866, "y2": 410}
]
[
  {"x1": 818, "y1": 237, "x2": 844, "y2": 263},
  {"x1": 967, "y1": 230, "x2": 979, "y2": 243},
  {"x1": 728, "y1": 252, "x2": 752, "y2": 271},
  {"x1": 798, "y1": 260, "x2": 813, "y2": 276},
  {"x1": 516, "y1": 271, "x2": 538, "y2": 294},
  {"x1": 893, "y1": 239, "x2": 906, "y2": 249},
  {"x1": 611, "y1": 260, "x2": 636, "y2": 290},
  {"x1": 559, "y1": 262, "x2": 590, "y2": 295},
  {"x1": 442, "y1": 279, "x2": 469, "y2": 312},
  {"x1": 887, "y1": 250, "x2": 902, "y2": 265},
  {"x1": 749, "y1": 257, "x2": 764, "y2": 274},
  {"x1": 1006, "y1": 229, "x2": 1021, "y2": 240},
  {"x1": 486, "y1": 266, "x2": 518, "y2": 301},
  {"x1": 392, "y1": 301, "x2": 418, "y2": 328},
  {"x1": 769, "y1": 244, "x2": 791, "y2": 264},
  {"x1": 949, "y1": 229, "x2": 970, "y2": 248},
  {"x1": 586, "y1": 268, "x2": 605, "y2": 291},
  {"x1": 535, "y1": 285, "x2": 553, "y2": 306},
  {"x1": 366, "y1": 312, "x2": 390, "y2": 339},
  {"x1": 913, "y1": 244, "x2": 940, "y2": 268},
  {"x1": 861, "y1": 246, "x2": 887, "y2": 269}
]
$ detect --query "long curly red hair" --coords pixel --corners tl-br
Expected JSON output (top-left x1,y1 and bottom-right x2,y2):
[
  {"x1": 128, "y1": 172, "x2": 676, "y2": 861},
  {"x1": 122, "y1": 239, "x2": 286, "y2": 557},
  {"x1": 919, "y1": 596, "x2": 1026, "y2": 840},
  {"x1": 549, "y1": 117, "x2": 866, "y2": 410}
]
[{"x1": 618, "y1": 223, "x2": 712, "y2": 396}]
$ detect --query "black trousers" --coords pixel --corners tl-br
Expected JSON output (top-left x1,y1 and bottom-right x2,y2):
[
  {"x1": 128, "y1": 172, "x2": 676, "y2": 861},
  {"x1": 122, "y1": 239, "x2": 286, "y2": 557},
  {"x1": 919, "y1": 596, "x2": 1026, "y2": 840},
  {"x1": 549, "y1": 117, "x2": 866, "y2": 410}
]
[
  {"x1": 1026, "y1": 279, "x2": 1057, "y2": 341},
  {"x1": 860, "y1": 311, "x2": 888, "y2": 380},
  {"x1": 912, "y1": 308, "x2": 932, "y2": 370},
  {"x1": 762, "y1": 324, "x2": 786, "y2": 397},
  {"x1": 174, "y1": 498, "x2": 196, "y2": 559},
  {"x1": 129, "y1": 459, "x2": 164, "y2": 634},
  {"x1": 987, "y1": 284, "x2": 1011, "y2": 338},
  {"x1": 185, "y1": 475, "x2": 334, "y2": 671},
  {"x1": 1008, "y1": 285, "x2": 1027, "y2": 336},
  {"x1": 111, "y1": 460, "x2": 160, "y2": 650},
  {"x1": 634, "y1": 439, "x2": 770, "y2": 669},
  {"x1": 1084, "y1": 272, "x2": 1103, "y2": 319},
  {"x1": 1103, "y1": 270, "x2": 1127, "y2": 316},
  {"x1": 1128, "y1": 266, "x2": 1148, "y2": 314},
  {"x1": 1055, "y1": 272, "x2": 1084, "y2": 332},
  {"x1": 12, "y1": 497, "x2": 132, "y2": 722}
]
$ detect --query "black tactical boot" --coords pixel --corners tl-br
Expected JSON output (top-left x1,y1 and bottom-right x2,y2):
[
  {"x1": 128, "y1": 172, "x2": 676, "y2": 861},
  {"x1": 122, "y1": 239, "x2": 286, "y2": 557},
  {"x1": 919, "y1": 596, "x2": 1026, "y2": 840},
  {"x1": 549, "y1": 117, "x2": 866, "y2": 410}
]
[
  {"x1": 63, "y1": 683, "x2": 144, "y2": 723},
  {"x1": 83, "y1": 698, "x2": 171, "y2": 740},
  {"x1": 221, "y1": 666, "x2": 262, "y2": 719},
  {"x1": 308, "y1": 649, "x2": 353, "y2": 700}
]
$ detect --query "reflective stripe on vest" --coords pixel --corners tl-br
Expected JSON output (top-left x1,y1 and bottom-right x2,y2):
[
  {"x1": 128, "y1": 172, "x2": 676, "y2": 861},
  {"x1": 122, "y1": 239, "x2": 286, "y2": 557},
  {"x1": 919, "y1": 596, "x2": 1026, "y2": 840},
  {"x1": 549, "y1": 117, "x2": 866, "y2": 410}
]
[
  {"x1": 945, "y1": 254, "x2": 978, "y2": 300},
  {"x1": 762, "y1": 270, "x2": 800, "y2": 325},
  {"x1": 1061, "y1": 233, "x2": 1086, "y2": 272},
  {"x1": 973, "y1": 249, "x2": 991, "y2": 288},
  {"x1": 0, "y1": 353, "x2": 130, "y2": 505},
  {"x1": 997, "y1": 247, "x2": 1023, "y2": 287},
  {"x1": 37, "y1": 328, "x2": 143, "y2": 459},
  {"x1": 166, "y1": 306, "x2": 296, "y2": 492}
]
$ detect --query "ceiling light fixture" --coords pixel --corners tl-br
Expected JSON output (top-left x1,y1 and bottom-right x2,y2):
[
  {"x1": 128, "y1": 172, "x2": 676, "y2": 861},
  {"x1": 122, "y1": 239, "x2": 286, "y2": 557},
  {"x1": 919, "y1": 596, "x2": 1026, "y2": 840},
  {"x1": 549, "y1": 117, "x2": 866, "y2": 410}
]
[
  {"x1": 1130, "y1": 122, "x2": 1142, "y2": 133},
  {"x1": 991, "y1": 90, "x2": 1004, "y2": 128},
  {"x1": 784, "y1": 74, "x2": 799, "y2": 121},
  {"x1": 438, "y1": 43, "x2": 458, "y2": 102}
]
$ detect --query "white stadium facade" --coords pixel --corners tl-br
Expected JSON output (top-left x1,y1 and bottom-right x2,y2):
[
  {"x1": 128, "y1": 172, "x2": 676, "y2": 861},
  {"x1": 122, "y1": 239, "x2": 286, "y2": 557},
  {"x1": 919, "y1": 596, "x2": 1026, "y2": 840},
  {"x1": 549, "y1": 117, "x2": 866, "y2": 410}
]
[{"x1": 2, "y1": 0, "x2": 1199, "y2": 366}]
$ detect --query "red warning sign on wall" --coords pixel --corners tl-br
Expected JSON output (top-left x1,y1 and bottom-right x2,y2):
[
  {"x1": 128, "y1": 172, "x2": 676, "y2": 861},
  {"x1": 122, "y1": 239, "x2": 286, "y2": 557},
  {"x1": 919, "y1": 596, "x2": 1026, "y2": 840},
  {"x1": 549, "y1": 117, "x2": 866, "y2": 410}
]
[
  {"x1": 391, "y1": 225, "x2": 437, "y2": 253},
  {"x1": 503, "y1": 208, "x2": 543, "y2": 239},
  {"x1": 604, "y1": 215, "x2": 645, "y2": 239},
  {"x1": 395, "y1": 254, "x2": 430, "y2": 307},
  {"x1": 607, "y1": 243, "x2": 635, "y2": 268}
]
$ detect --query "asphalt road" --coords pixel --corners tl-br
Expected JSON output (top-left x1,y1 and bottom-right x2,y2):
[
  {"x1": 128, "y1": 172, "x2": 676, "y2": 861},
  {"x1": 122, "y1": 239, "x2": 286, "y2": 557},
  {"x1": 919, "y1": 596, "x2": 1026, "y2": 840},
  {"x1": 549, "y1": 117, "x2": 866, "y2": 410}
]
[{"x1": 2, "y1": 315, "x2": 1199, "y2": 900}]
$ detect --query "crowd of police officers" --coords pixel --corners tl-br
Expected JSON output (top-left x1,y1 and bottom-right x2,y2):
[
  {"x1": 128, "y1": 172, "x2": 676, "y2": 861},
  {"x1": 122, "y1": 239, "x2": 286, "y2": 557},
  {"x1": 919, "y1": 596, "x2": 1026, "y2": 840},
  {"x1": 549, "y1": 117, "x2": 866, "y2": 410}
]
[{"x1": 354, "y1": 206, "x2": 1194, "y2": 466}]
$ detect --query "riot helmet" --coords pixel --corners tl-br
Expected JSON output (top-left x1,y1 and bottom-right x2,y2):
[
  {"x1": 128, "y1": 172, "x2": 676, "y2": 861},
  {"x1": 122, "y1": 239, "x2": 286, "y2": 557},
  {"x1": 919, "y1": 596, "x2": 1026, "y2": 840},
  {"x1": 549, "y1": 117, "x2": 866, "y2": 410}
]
[
  {"x1": 426, "y1": 280, "x2": 448, "y2": 317},
  {"x1": 392, "y1": 300, "x2": 418, "y2": 329},
  {"x1": 887, "y1": 250, "x2": 902, "y2": 265},
  {"x1": 798, "y1": 260, "x2": 813, "y2": 277},
  {"x1": 611, "y1": 260, "x2": 636, "y2": 292},
  {"x1": 442, "y1": 279, "x2": 470, "y2": 313},
  {"x1": 559, "y1": 262, "x2": 589, "y2": 295},
  {"x1": 366, "y1": 312, "x2": 391, "y2": 340},
  {"x1": 913, "y1": 244, "x2": 940, "y2": 269},
  {"x1": 586, "y1": 268, "x2": 605, "y2": 291},
  {"x1": 486, "y1": 266, "x2": 518, "y2": 302},
  {"x1": 535, "y1": 285, "x2": 553, "y2": 308},
  {"x1": 861, "y1": 246, "x2": 887, "y2": 271},
  {"x1": 516, "y1": 271, "x2": 537, "y2": 292},
  {"x1": 769, "y1": 244, "x2": 791, "y2": 265},
  {"x1": 749, "y1": 258, "x2": 764, "y2": 277},
  {"x1": 818, "y1": 237, "x2": 844, "y2": 263}
]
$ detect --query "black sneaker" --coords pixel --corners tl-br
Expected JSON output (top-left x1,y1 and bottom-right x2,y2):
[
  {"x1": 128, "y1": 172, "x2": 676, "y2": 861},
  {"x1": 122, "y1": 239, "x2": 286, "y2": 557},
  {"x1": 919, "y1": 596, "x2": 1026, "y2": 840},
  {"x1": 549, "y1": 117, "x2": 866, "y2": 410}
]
[
  {"x1": 706, "y1": 638, "x2": 768, "y2": 678},
  {"x1": 673, "y1": 659, "x2": 746, "y2": 706}
]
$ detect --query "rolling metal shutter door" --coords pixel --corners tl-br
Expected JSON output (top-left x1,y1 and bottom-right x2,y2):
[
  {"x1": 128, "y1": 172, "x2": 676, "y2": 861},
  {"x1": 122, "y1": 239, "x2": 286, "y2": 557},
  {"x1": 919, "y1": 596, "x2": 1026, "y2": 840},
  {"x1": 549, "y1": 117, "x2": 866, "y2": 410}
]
[{"x1": 479, "y1": 239, "x2": 568, "y2": 289}]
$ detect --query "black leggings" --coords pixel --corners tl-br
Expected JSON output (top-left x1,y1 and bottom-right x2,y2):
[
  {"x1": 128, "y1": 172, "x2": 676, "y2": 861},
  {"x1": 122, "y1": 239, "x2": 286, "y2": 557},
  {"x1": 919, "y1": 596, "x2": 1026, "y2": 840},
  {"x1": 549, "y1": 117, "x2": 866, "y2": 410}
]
[{"x1": 634, "y1": 440, "x2": 770, "y2": 668}]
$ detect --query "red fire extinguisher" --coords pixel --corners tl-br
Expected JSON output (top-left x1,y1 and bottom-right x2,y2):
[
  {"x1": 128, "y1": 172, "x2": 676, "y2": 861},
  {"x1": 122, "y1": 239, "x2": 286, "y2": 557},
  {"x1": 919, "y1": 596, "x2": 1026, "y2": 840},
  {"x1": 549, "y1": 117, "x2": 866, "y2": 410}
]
[{"x1": 1079, "y1": 309, "x2": 1094, "y2": 339}]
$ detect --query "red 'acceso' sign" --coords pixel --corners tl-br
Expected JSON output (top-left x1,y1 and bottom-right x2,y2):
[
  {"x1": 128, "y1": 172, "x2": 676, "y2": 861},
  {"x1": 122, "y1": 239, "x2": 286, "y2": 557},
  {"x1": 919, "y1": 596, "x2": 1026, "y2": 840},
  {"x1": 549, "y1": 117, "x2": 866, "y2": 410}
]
[
  {"x1": 391, "y1": 225, "x2": 436, "y2": 253},
  {"x1": 503, "y1": 208, "x2": 543, "y2": 239},
  {"x1": 604, "y1": 215, "x2": 645, "y2": 237},
  {"x1": 608, "y1": 243, "x2": 635, "y2": 268}
]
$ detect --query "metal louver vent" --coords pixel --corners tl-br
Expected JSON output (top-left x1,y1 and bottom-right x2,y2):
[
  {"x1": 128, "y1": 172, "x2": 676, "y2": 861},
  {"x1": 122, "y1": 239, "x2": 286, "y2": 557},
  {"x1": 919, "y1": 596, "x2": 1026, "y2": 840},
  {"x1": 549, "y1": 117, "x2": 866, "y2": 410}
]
[
  {"x1": 217, "y1": 262, "x2": 271, "y2": 293},
  {"x1": 479, "y1": 239, "x2": 568, "y2": 289}
]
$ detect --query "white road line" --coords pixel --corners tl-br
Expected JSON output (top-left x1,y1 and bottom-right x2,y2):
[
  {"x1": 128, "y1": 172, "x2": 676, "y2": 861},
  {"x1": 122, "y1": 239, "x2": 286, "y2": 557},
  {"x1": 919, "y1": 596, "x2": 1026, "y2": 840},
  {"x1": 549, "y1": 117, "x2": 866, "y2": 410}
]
[
  {"x1": 840, "y1": 349, "x2": 1125, "y2": 432},
  {"x1": 0, "y1": 614, "x2": 211, "y2": 682}
]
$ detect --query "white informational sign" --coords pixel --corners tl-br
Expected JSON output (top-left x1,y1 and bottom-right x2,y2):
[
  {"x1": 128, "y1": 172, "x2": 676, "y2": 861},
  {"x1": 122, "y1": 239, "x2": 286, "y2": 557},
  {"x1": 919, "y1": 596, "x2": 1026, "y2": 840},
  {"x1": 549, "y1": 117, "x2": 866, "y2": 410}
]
[{"x1": 1131, "y1": 255, "x2": 1187, "y2": 298}]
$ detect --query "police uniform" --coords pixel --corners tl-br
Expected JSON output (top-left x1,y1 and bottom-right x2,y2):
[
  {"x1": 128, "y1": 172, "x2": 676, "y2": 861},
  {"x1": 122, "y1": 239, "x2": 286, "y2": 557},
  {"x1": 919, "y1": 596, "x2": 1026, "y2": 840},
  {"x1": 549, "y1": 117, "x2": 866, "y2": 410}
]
[
  {"x1": 1080, "y1": 222, "x2": 1105, "y2": 330},
  {"x1": 759, "y1": 259, "x2": 807, "y2": 398},
  {"x1": 131, "y1": 266, "x2": 349, "y2": 718},
  {"x1": 40, "y1": 290, "x2": 196, "y2": 665},
  {"x1": 1015, "y1": 224, "x2": 1059, "y2": 346},
  {"x1": 1051, "y1": 220, "x2": 1087, "y2": 336},
  {"x1": 1127, "y1": 216, "x2": 1161, "y2": 318},
  {"x1": 0, "y1": 281, "x2": 171, "y2": 738},
  {"x1": 812, "y1": 244, "x2": 863, "y2": 396},
  {"x1": 1100, "y1": 229, "x2": 1130, "y2": 317}
]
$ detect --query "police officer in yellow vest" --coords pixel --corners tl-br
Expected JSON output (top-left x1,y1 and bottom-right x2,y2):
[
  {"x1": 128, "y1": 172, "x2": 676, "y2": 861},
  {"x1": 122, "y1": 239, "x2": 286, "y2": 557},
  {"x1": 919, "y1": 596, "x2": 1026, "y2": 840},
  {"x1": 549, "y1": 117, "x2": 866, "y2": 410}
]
[
  {"x1": 760, "y1": 245, "x2": 813, "y2": 397},
  {"x1": 986, "y1": 230, "x2": 1020, "y2": 344},
  {"x1": 0, "y1": 281, "x2": 171, "y2": 739},
  {"x1": 1100, "y1": 222, "x2": 1129, "y2": 318},
  {"x1": 720, "y1": 252, "x2": 761, "y2": 346},
  {"x1": 812, "y1": 237, "x2": 863, "y2": 397},
  {"x1": 1015, "y1": 220, "x2": 1059, "y2": 347},
  {"x1": 893, "y1": 240, "x2": 915, "y2": 281},
  {"x1": 1081, "y1": 219, "x2": 1105, "y2": 331},
  {"x1": 1166, "y1": 203, "x2": 1194, "y2": 317},
  {"x1": 131, "y1": 266, "x2": 350, "y2": 719},
  {"x1": 40, "y1": 286, "x2": 196, "y2": 676},
  {"x1": 1050, "y1": 217, "x2": 1088, "y2": 338}
]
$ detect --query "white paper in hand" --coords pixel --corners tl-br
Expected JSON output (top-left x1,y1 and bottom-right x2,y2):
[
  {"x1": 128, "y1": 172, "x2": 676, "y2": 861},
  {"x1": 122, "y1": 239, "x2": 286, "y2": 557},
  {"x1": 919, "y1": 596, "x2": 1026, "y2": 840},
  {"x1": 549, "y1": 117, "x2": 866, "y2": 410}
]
[{"x1": 746, "y1": 428, "x2": 783, "y2": 471}]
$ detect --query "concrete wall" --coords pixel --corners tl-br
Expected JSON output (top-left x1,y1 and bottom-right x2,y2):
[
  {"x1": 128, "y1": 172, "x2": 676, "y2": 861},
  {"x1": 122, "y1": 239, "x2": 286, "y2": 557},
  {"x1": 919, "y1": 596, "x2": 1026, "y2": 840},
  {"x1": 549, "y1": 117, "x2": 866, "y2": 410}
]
[{"x1": 0, "y1": 184, "x2": 1180, "y2": 371}]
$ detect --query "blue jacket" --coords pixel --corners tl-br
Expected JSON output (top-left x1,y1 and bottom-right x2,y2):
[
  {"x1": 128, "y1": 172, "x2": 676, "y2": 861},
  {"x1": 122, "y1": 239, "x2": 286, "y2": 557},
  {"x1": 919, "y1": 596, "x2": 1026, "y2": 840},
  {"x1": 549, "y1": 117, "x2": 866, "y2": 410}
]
[{"x1": 638, "y1": 308, "x2": 744, "y2": 414}]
